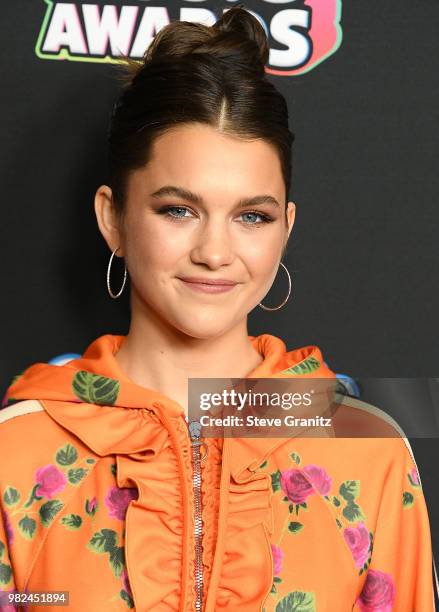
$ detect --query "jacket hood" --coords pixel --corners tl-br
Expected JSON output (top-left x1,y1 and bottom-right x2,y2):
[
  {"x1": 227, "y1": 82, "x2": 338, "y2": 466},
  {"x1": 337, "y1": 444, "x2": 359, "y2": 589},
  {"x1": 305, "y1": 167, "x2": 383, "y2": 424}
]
[{"x1": 2, "y1": 333, "x2": 337, "y2": 481}]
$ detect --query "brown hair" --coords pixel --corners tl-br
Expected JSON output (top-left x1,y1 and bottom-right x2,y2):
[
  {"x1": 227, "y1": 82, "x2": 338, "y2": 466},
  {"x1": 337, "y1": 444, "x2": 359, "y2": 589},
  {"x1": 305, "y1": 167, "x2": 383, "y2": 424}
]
[{"x1": 107, "y1": 4, "x2": 294, "y2": 229}]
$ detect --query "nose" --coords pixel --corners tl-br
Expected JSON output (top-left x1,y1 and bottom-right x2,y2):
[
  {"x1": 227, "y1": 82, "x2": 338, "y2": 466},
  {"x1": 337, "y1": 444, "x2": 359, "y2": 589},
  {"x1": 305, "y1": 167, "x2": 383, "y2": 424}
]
[{"x1": 189, "y1": 216, "x2": 234, "y2": 269}]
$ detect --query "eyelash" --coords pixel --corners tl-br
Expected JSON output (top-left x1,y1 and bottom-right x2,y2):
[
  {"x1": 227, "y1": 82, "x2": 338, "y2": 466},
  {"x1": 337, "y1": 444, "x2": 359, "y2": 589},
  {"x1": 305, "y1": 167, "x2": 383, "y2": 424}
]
[{"x1": 156, "y1": 205, "x2": 274, "y2": 226}]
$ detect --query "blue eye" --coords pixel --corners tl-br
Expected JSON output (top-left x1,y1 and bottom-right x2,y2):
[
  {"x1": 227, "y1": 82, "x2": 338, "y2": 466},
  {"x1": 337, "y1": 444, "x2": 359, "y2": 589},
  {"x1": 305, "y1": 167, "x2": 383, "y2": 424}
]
[
  {"x1": 156, "y1": 205, "x2": 274, "y2": 225},
  {"x1": 239, "y1": 211, "x2": 273, "y2": 225},
  {"x1": 159, "y1": 206, "x2": 191, "y2": 219}
]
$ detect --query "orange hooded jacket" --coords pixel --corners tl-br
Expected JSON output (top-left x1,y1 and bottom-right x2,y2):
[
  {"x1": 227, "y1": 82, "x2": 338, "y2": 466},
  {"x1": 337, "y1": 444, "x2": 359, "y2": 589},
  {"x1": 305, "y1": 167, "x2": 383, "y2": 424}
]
[{"x1": 0, "y1": 333, "x2": 436, "y2": 611}]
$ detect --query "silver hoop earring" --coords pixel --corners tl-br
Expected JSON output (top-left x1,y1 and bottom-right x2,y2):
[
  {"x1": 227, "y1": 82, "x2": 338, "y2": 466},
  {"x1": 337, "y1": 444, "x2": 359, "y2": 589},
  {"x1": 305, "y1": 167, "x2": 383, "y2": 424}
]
[
  {"x1": 258, "y1": 261, "x2": 292, "y2": 311},
  {"x1": 107, "y1": 247, "x2": 127, "y2": 299}
]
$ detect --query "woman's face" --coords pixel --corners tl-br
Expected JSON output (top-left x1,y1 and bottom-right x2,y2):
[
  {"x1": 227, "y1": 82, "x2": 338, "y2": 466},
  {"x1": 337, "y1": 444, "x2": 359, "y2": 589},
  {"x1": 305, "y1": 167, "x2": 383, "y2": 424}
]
[{"x1": 96, "y1": 123, "x2": 295, "y2": 339}]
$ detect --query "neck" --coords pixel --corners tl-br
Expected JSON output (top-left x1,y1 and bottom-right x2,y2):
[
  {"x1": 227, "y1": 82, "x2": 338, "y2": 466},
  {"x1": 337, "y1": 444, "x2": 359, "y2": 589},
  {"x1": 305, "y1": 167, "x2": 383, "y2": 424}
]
[{"x1": 114, "y1": 299, "x2": 263, "y2": 417}]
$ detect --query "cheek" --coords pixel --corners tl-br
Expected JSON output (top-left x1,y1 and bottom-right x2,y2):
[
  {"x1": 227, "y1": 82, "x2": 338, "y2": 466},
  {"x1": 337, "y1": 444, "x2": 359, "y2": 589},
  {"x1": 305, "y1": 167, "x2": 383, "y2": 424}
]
[
  {"x1": 242, "y1": 231, "x2": 283, "y2": 277},
  {"x1": 123, "y1": 219, "x2": 157, "y2": 274},
  {"x1": 124, "y1": 218, "x2": 186, "y2": 275}
]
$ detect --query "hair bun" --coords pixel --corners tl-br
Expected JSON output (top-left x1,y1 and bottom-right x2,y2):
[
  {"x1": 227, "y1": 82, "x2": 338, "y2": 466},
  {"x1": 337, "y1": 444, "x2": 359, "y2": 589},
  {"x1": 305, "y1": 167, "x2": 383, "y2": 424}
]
[
  {"x1": 208, "y1": 4, "x2": 269, "y2": 74},
  {"x1": 120, "y1": 5, "x2": 269, "y2": 84}
]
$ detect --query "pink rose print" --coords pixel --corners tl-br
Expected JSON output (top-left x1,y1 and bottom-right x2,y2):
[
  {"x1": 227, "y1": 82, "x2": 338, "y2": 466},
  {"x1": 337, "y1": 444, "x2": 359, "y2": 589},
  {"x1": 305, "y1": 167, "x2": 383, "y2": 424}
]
[
  {"x1": 271, "y1": 543, "x2": 284, "y2": 576},
  {"x1": 410, "y1": 467, "x2": 420, "y2": 486},
  {"x1": 343, "y1": 522, "x2": 370, "y2": 569},
  {"x1": 280, "y1": 469, "x2": 315, "y2": 504},
  {"x1": 302, "y1": 464, "x2": 332, "y2": 496},
  {"x1": 35, "y1": 465, "x2": 67, "y2": 499},
  {"x1": 356, "y1": 569, "x2": 396, "y2": 611},
  {"x1": 0, "y1": 590, "x2": 18, "y2": 612},
  {"x1": 1, "y1": 507, "x2": 14, "y2": 547},
  {"x1": 105, "y1": 486, "x2": 138, "y2": 520}
]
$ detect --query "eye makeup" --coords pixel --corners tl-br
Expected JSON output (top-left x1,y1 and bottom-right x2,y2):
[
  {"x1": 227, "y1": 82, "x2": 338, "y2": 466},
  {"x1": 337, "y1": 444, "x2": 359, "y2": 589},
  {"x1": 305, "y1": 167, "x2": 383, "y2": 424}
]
[{"x1": 155, "y1": 205, "x2": 275, "y2": 226}]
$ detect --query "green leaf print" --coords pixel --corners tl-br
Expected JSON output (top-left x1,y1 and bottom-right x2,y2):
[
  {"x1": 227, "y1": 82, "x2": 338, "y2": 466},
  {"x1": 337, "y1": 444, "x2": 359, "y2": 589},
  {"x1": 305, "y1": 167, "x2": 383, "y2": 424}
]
[
  {"x1": 403, "y1": 491, "x2": 414, "y2": 508},
  {"x1": 39, "y1": 500, "x2": 64, "y2": 527},
  {"x1": 0, "y1": 542, "x2": 4, "y2": 557},
  {"x1": 288, "y1": 521, "x2": 303, "y2": 534},
  {"x1": 271, "y1": 470, "x2": 282, "y2": 493},
  {"x1": 0, "y1": 561, "x2": 13, "y2": 586},
  {"x1": 332, "y1": 496, "x2": 341, "y2": 507},
  {"x1": 87, "y1": 529, "x2": 118, "y2": 554},
  {"x1": 109, "y1": 546, "x2": 125, "y2": 578},
  {"x1": 87, "y1": 529, "x2": 127, "y2": 590},
  {"x1": 23, "y1": 483, "x2": 44, "y2": 508},
  {"x1": 281, "y1": 356, "x2": 321, "y2": 376},
  {"x1": 342, "y1": 502, "x2": 366, "y2": 522},
  {"x1": 339, "y1": 480, "x2": 360, "y2": 502},
  {"x1": 72, "y1": 371, "x2": 120, "y2": 405},
  {"x1": 3, "y1": 487, "x2": 20, "y2": 507},
  {"x1": 120, "y1": 589, "x2": 134, "y2": 608},
  {"x1": 293, "y1": 502, "x2": 307, "y2": 516},
  {"x1": 55, "y1": 443, "x2": 79, "y2": 467},
  {"x1": 61, "y1": 514, "x2": 83, "y2": 530},
  {"x1": 290, "y1": 452, "x2": 301, "y2": 465},
  {"x1": 18, "y1": 515, "x2": 37, "y2": 540},
  {"x1": 67, "y1": 468, "x2": 88, "y2": 485},
  {"x1": 275, "y1": 590, "x2": 316, "y2": 612}
]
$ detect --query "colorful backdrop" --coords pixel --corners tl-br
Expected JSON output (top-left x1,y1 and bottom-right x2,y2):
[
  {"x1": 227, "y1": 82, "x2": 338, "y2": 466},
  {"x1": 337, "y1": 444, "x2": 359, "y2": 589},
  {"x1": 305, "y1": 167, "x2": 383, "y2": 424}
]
[{"x1": 1, "y1": 0, "x2": 438, "y2": 594}]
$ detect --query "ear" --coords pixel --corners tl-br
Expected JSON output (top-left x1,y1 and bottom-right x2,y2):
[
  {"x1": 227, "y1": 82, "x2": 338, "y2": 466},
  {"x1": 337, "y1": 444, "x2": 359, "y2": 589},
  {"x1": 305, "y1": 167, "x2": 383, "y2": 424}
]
[
  {"x1": 282, "y1": 201, "x2": 296, "y2": 257},
  {"x1": 286, "y1": 201, "x2": 296, "y2": 238},
  {"x1": 94, "y1": 185, "x2": 125, "y2": 257}
]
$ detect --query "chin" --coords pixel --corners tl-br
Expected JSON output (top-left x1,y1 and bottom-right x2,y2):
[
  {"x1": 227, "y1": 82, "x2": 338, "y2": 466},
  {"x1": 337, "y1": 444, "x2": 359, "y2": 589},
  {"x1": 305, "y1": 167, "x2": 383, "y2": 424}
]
[{"x1": 172, "y1": 318, "x2": 231, "y2": 341}]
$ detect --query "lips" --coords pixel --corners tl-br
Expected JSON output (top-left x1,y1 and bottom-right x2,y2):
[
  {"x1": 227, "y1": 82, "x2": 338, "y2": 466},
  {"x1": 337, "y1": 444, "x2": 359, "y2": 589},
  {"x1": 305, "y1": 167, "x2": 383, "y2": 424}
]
[
  {"x1": 177, "y1": 277, "x2": 238, "y2": 294},
  {"x1": 177, "y1": 277, "x2": 237, "y2": 286}
]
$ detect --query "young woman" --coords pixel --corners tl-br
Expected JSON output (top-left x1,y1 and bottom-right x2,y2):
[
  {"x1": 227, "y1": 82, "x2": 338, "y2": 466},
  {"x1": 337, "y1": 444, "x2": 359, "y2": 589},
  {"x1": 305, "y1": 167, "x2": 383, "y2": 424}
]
[{"x1": 0, "y1": 6, "x2": 436, "y2": 611}]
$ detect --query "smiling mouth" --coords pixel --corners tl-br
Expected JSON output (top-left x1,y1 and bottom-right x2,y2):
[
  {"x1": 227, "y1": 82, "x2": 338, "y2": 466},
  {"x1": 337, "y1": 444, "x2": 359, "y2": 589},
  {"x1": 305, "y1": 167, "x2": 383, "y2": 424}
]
[
  {"x1": 177, "y1": 277, "x2": 238, "y2": 285},
  {"x1": 177, "y1": 278, "x2": 238, "y2": 294}
]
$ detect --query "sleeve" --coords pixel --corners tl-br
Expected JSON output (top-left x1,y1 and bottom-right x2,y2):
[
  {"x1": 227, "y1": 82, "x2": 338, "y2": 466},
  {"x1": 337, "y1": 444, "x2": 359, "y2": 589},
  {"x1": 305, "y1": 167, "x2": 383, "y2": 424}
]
[
  {"x1": 353, "y1": 438, "x2": 437, "y2": 611},
  {"x1": 0, "y1": 497, "x2": 17, "y2": 612}
]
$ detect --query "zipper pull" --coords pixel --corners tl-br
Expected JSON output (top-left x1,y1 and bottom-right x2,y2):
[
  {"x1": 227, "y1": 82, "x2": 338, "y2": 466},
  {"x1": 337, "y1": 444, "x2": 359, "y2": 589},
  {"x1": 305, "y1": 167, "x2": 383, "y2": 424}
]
[{"x1": 188, "y1": 420, "x2": 209, "y2": 461}]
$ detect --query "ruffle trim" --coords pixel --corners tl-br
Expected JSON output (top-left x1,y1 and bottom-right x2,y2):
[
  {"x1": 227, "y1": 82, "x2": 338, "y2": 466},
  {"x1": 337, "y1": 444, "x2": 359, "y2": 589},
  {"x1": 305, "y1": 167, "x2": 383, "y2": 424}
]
[{"x1": 214, "y1": 465, "x2": 275, "y2": 610}]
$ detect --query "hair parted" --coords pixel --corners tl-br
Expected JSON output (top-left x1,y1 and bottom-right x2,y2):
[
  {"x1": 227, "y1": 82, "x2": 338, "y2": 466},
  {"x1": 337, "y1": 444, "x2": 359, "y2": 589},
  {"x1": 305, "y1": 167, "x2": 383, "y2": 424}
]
[{"x1": 107, "y1": 4, "x2": 294, "y2": 223}]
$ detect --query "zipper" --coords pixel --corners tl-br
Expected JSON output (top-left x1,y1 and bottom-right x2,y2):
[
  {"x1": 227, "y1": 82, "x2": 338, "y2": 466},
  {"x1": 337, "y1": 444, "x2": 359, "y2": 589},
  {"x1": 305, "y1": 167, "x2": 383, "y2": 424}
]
[{"x1": 188, "y1": 420, "x2": 208, "y2": 612}]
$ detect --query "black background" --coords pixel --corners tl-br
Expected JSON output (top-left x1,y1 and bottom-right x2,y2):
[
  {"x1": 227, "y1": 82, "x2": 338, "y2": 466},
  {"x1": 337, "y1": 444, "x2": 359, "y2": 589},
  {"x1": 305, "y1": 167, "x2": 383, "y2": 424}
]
[{"x1": 1, "y1": 0, "x2": 438, "y2": 590}]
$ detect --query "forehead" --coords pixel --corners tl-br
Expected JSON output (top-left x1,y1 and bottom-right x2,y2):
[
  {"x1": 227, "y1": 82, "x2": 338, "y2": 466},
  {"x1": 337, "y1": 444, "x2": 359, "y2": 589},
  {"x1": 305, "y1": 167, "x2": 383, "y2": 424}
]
[{"x1": 131, "y1": 123, "x2": 284, "y2": 197}]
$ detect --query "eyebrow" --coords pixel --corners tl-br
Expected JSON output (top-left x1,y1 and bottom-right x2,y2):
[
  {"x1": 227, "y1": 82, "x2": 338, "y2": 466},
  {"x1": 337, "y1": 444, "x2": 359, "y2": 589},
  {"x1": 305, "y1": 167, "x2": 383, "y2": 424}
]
[{"x1": 150, "y1": 185, "x2": 281, "y2": 209}]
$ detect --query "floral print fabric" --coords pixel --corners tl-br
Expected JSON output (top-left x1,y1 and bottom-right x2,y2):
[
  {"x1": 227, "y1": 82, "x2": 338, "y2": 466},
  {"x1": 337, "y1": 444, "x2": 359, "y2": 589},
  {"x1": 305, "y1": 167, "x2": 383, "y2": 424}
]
[{"x1": 0, "y1": 333, "x2": 436, "y2": 611}]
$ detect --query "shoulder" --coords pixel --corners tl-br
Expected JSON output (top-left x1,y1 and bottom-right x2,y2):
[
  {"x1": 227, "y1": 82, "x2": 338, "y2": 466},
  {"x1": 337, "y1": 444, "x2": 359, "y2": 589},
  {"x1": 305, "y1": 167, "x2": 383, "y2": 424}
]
[
  {"x1": 0, "y1": 400, "x2": 47, "y2": 442},
  {"x1": 0, "y1": 400, "x2": 47, "y2": 449},
  {"x1": 0, "y1": 399, "x2": 45, "y2": 425},
  {"x1": 0, "y1": 400, "x2": 76, "y2": 477},
  {"x1": 338, "y1": 394, "x2": 420, "y2": 474},
  {"x1": 282, "y1": 395, "x2": 421, "y2": 486}
]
